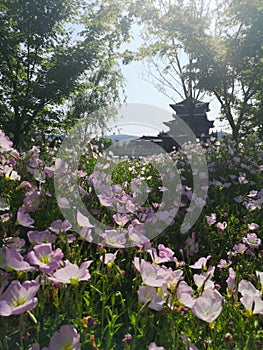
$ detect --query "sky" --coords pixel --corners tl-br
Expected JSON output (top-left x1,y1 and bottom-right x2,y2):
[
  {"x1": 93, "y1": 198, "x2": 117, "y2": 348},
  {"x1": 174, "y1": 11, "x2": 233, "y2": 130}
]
[
  {"x1": 70, "y1": 1, "x2": 229, "y2": 138},
  {"x1": 107, "y1": 0, "x2": 234, "y2": 138},
  {"x1": 109, "y1": 30, "x2": 227, "y2": 137}
]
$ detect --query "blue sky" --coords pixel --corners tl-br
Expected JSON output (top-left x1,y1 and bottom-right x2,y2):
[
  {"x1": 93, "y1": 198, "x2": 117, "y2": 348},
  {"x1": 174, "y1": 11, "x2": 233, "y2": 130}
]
[
  {"x1": 110, "y1": 23, "x2": 228, "y2": 137},
  {"x1": 110, "y1": 58, "x2": 226, "y2": 137}
]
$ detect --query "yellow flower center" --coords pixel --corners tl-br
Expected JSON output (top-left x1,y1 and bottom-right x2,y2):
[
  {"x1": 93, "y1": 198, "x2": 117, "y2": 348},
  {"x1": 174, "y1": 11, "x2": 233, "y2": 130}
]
[
  {"x1": 62, "y1": 343, "x2": 73, "y2": 350},
  {"x1": 69, "y1": 277, "x2": 79, "y2": 285},
  {"x1": 40, "y1": 255, "x2": 51, "y2": 264},
  {"x1": 12, "y1": 297, "x2": 26, "y2": 307},
  {"x1": 209, "y1": 321, "x2": 215, "y2": 329},
  {"x1": 246, "y1": 310, "x2": 253, "y2": 317},
  {"x1": 6, "y1": 266, "x2": 14, "y2": 272}
]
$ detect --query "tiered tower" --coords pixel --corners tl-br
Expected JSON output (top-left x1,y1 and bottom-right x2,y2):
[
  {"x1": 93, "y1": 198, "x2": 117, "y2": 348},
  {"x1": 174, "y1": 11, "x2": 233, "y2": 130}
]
[
  {"x1": 112, "y1": 98, "x2": 215, "y2": 156},
  {"x1": 165, "y1": 98, "x2": 214, "y2": 139}
]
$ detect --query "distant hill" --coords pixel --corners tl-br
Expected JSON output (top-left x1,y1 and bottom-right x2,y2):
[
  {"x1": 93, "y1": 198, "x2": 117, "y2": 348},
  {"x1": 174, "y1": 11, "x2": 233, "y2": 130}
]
[
  {"x1": 106, "y1": 132, "x2": 231, "y2": 146},
  {"x1": 217, "y1": 130, "x2": 230, "y2": 139},
  {"x1": 107, "y1": 134, "x2": 139, "y2": 144}
]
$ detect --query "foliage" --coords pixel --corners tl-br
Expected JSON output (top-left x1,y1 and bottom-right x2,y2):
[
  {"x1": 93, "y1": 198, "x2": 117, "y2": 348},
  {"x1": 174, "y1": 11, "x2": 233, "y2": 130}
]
[
  {"x1": 0, "y1": 129, "x2": 263, "y2": 349},
  {"x1": 130, "y1": 0, "x2": 263, "y2": 140},
  {"x1": 0, "y1": 0, "x2": 133, "y2": 149}
]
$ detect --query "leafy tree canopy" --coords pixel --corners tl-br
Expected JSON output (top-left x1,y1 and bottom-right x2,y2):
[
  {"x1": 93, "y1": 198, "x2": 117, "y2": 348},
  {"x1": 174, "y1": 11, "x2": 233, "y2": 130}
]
[
  {"x1": 0, "y1": 0, "x2": 133, "y2": 149},
  {"x1": 129, "y1": 0, "x2": 263, "y2": 140}
]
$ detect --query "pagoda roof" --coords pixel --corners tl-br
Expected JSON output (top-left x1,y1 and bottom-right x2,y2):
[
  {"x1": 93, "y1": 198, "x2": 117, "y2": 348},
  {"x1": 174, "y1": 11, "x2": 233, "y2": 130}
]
[{"x1": 170, "y1": 98, "x2": 210, "y2": 116}]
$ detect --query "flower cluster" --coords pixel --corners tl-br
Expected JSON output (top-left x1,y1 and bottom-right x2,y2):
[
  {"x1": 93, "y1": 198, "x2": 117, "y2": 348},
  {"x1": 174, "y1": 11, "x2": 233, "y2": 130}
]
[{"x1": 0, "y1": 129, "x2": 263, "y2": 349}]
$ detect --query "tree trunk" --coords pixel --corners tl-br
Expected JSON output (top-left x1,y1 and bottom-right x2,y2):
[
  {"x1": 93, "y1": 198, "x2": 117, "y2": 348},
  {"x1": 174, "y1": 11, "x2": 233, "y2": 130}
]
[
  {"x1": 13, "y1": 112, "x2": 22, "y2": 149},
  {"x1": 231, "y1": 124, "x2": 239, "y2": 143}
]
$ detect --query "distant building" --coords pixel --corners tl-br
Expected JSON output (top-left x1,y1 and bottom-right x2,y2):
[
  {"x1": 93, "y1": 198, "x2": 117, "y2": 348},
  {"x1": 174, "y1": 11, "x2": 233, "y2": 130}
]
[
  {"x1": 112, "y1": 98, "x2": 215, "y2": 156},
  {"x1": 168, "y1": 98, "x2": 214, "y2": 139}
]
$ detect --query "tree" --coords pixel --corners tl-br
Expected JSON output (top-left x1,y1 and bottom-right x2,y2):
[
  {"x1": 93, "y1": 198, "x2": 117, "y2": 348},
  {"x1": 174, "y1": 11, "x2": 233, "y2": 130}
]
[
  {"x1": 0, "y1": 0, "x2": 133, "y2": 149},
  {"x1": 62, "y1": 0, "x2": 133, "y2": 135},
  {"x1": 132, "y1": 0, "x2": 263, "y2": 140}
]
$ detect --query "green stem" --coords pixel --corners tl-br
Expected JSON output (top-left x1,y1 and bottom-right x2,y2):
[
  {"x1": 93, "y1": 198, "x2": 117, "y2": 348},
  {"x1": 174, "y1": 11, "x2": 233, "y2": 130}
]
[
  {"x1": 131, "y1": 299, "x2": 151, "y2": 350},
  {"x1": 100, "y1": 275, "x2": 106, "y2": 344},
  {"x1": 19, "y1": 314, "x2": 25, "y2": 350},
  {"x1": 0, "y1": 317, "x2": 8, "y2": 350},
  {"x1": 169, "y1": 311, "x2": 177, "y2": 350}
]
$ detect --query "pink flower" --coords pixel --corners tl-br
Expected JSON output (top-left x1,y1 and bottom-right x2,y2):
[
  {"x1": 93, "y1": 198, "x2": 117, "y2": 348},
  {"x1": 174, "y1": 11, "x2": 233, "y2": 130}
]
[
  {"x1": 244, "y1": 200, "x2": 261, "y2": 211},
  {"x1": 57, "y1": 196, "x2": 70, "y2": 209},
  {"x1": 113, "y1": 213, "x2": 131, "y2": 227},
  {"x1": 122, "y1": 333, "x2": 132, "y2": 347},
  {"x1": 28, "y1": 230, "x2": 56, "y2": 245},
  {"x1": 3, "y1": 236, "x2": 25, "y2": 252},
  {"x1": 238, "y1": 280, "x2": 261, "y2": 298},
  {"x1": 100, "y1": 251, "x2": 118, "y2": 266},
  {"x1": 45, "y1": 325, "x2": 80, "y2": 350},
  {"x1": 128, "y1": 225, "x2": 150, "y2": 249},
  {"x1": 52, "y1": 158, "x2": 66, "y2": 177},
  {"x1": 140, "y1": 260, "x2": 167, "y2": 287},
  {"x1": 216, "y1": 221, "x2": 227, "y2": 231},
  {"x1": 112, "y1": 184, "x2": 123, "y2": 195},
  {"x1": 44, "y1": 165, "x2": 55, "y2": 178},
  {"x1": 242, "y1": 233, "x2": 261, "y2": 249},
  {"x1": 205, "y1": 213, "x2": 216, "y2": 225},
  {"x1": 189, "y1": 255, "x2": 211, "y2": 270},
  {"x1": 5, "y1": 247, "x2": 34, "y2": 272},
  {"x1": 25, "y1": 146, "x2": 44, "y2": 176},
  {"x1": 98, "y1": 190, "x2": 114, "y2": 207},
  {"x1": 100, "y1": 230, "x2": 126, "y2": 248},
  {"x1": 248, "y1": 223, "x2": 260, "y2": 231},
  {"x1": 138, "y1": 286, "x2": 164, "y2": 311},
  {"x1": 256, "y1": 271, "x2": 263, "y2": 291},
  {"x1": 3, "y1": 166, "x2": 20, "y2": 181},
  {"x1": 133, "y1": 257, "x2": 141, "y2": 273},
  {"x1": 233, "y1": 243, "x2": 247, "y2": 255},
  {"x1": 16, "y1": 181, "x2": 32, "y2": 190},
  {"x1": 247, "y1": 190, "x2": 257, "y2": 198},
  {"x1": 238, "y1": 174, "x2": 248, "y2": 184},
  {"x1": 226, "y1": 268, "x2": 236, "y2": 297},
  {"x1": 0, "y1": 280, "x2": 39, "y2": 316},
  {"x1": 157, "y1": 244, "x2": 175, "y2": 261},
  {"x1": 126, "y1": 199, "x2": 136, "y2": 213},
  {"x1": 0, "y1": 213, "x2": 10, "y2": 223},
  {"x1": 49, "y1": 219, "x2": 72, "y2": 234},
  {"x1": 217, "y1": 259, "x2": 231, "y2": 269},
  {"x1": 27, "y1": 243, "x2": 63, "y2": 274},
  {"x1": 193, "y1": 273, "x2": 215, "y2": 292},
  {"x1": 177, "y1": 281, "x2": 195, "y2": 308},
  {"x1": 240, "y1": 295, "x2": 263, "y2": 315},
  {"x1": 76, "y1": 211, "x2": 94, "y2": 228},
  {"x1": 16, "y1": 207, "x2": 34, "y2": 228},
  {"x1": 0, "y1": 130, "x2": 13, "y2": 152},
  {"x1": 162, "y1": 267, "x2": 183, "y2": 290},
  {"x1": 116, "y1": 192, "x2": 131, "y2": 208},
  {"x1": 49, "y1": 260, "x2": 92, "y2": 285},
  {"x1": 191, "y1": 288, "x2": 223, "y2": 323},
  {"x1": 184, "y1": 232, "x2": 199, "y2": 256},
  {"x1": 148, "y1": 244, "x2": 174, "y2": 264},
  {"x1": 23, "y1": 189, "x2": 41, "y2": 212},
  {"x1": 79, "y1": 227, "x2": 93, "y2": 242},
  {"x1": 66, "y1": 234, "x2": 76, "y2": 244}
]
